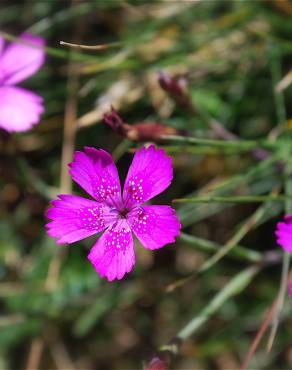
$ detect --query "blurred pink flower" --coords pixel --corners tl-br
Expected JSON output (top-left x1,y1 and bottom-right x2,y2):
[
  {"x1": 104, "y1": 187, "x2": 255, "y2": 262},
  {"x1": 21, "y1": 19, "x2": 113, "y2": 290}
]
[
  {"x1": 275, "y1": 216, "x2": 292, "y2": 296},
  {"x1": 0, "y1": 33, "x2": 45, "y2": 132},
  {"x1": 290, "y1": 282, "x2": 292, "y2": 297},
  {"x1": 46, "y1": 145, "x2": 181, "y2": 281},
  {"x1": 275, "y1": 215, "x2": 292, "y2": 253}
]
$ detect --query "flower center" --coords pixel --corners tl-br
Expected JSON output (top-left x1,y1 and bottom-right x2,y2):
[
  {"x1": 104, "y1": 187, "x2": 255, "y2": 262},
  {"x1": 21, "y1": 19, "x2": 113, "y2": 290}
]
[{"x1": 118, "y1": 208, "x2": 129, "y2": 218}]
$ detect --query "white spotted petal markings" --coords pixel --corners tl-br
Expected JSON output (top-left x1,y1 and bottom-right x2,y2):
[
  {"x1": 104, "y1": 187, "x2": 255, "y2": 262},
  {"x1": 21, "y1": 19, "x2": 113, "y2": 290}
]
[
  {"x1": 126, "y1": 175, "x2": 147, "y2": 203},
  {"x1": 105, "y1": 225, "x2": 131, "y2": 253},
  {"x1": 129, "y1": 207, "x2": 153, "y2": 234},
  {"x1": 46, "y1": 145, "x2": 181, "y2": 281},
  {"x1": 78, "y1": 205, "x2": 105, "y2": 232},
  {"x1": 93, "y1": 176, "x2": 119, "y2": 202}
]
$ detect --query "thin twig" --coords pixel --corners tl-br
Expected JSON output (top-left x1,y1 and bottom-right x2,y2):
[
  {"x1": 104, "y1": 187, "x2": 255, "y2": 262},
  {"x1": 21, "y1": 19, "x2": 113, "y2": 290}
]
[
  {"x1": 60, "y1": 60, "x2": 79, "y2": 193},
  {"x1": 25, "y1": 338, "x2": 44, "y2": 370},
  {"x1": 198, "y1": 200, "x2": 273, "y2": 273},
  {"x1": 266, "y1": 254, "x2": 290, "y2": 351},
  {"x1": 45, "y1": 326, "x2": 76, "y2": 370},
  {"x1": 173, "y1": 194, "x2": 290, "y2": 204},
  {"x1": 161, "y1": 134, "x2": 275, "y2": 150},
  {"x1": 275, "y1": 70, "x2": 292, "y2": 93},
  {"x1": 240, "y1": 298, "x2": 279, "y2": 370},
  {"x1": 50, "y1": 339, "x2": 76, "y2": 370},
  {"x1": 146, "y1": 267, "x2": 259, "y2": 370},
  {"x1": 60, "y1": 40, "x2": 121, "y2": 50},
  {"x1": 177, "y1": 266, "x2": 259, "y2": 340}
]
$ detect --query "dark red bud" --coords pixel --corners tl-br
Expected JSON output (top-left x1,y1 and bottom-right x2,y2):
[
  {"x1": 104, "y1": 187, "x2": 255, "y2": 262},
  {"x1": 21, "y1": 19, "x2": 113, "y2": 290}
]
[
  {"x1": 126, "y1": 122, "x2": 178, "y2": 142},
  {"x1": 103, "y1": 108, "x2": 125, "y2": 135},
  {"x1": 158, "y1": 71, "x2": 194, "y2": 112},
  {"x1": 158, "y1": 71, "x2": 188, "y2": 97},
  {"x1": 103, "y1": 108, "x2": 180, "y2": 143}
]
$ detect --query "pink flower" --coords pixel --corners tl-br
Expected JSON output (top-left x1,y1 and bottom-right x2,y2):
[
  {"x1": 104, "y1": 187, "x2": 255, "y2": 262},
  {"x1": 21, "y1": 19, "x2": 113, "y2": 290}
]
[
  {"x1": 46, "y1": 145, "x2": 181, "y2": 281},
  {"x1": 275, "y1": 216, "x2": 292, "y2": 296},
  {"x1": 275, "y1": 215, "x2": 292, "y2": 253},
  {"x1": 0, "y1": 33, "x2": 45, "y2": 132}
]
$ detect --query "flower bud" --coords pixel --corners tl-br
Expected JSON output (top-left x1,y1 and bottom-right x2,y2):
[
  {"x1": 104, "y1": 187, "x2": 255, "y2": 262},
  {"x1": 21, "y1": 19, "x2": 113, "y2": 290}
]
[
  {"x1": 145, "y1": 356, "x2": 168, "y2": 370},
  {"x1": 158, "y1": 71, "x2": 193, "y2": 111},
  {"x1": 158, "y1": 71, "x2": 187, "y2": 96},
  {"x1": 126, "y1": 122, "x2": 178, "y2": 142},
  {"x1": 103, "y1": 108, "x2": 125, "y2": 135},
  {"x1": 103, "y1": 108, "x2": 179, "y2": 143}
]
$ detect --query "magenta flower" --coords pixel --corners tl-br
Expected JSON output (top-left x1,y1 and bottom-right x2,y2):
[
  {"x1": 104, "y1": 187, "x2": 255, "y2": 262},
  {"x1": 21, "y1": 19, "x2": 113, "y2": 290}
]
[
  {"x1": 275, "y1": 216, "x2": 292, "y2": 296},
  {"x1": 46, "y1": 145, "x2": 181, "y2": 281},
  {"x1": 0, "y1": 33, "x2": 45, "y2": 132},
  {"x1": 275, "y1": 216, "x2": 292, "y2": 253}
]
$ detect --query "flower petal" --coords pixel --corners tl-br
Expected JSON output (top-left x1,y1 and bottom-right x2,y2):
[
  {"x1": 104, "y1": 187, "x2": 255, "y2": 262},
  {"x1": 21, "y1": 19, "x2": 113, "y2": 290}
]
[
  {"x1": 0, "y1": 36, "x2": 4, "y2": 56},
  {"x1": 0, "y1": 86, "x2": 44, "y2": 132},
  {"x1": 0, "y1": 33, "x2": 45, "y2": 85},
  {"x1": 88, "y1": 220, "x2": 135, "y2": 281},
  {"x1": 69, "y1": 147, "x2": 122, "y2": 208},
  {"x1": 46, "y1": 194, "x2": 117, "y2": 244},
  {"x1": 127, "y1": 205, "x2": 181, "y2": 250},
  {"x1": 275, "y1": 215, "x2": 292, "y2": 253},
  {"x1": 123, "y1": 145, "x2": 173, "y2": 207}
]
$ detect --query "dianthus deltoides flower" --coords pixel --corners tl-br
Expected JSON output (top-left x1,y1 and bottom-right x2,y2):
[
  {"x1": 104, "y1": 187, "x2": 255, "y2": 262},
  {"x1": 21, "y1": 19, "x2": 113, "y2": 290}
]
[
  {"x1": 275, "y1": 216, "x2": 292, "y2": 295},
  {"x1": 275, "y1": 216, "x2": 292, "y2": 254},
  {"x1": 46, "y1": 145, "x2": 181, "y2": 281},
  {"x1": 0, "y1": 33, "x2": 45, "y2": 132}
]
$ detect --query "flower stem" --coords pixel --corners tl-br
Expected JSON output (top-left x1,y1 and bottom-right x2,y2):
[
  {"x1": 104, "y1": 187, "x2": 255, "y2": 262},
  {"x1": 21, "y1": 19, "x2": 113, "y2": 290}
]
[
  {"x1": 161, "y1": 134, "x2": 276, "y2": 150},
  {"x1": 174, "y1": 194, "x2": 290, "y2": 204},
  {"x1": 197, "y1": 198, "x2": 275, "y2": 274},
  {"x1": 176, "y1": 266, "x2": 259, "y2": 340},
  {"x1": 179, "y1": 232, "x2": 262, "y2": 263}
]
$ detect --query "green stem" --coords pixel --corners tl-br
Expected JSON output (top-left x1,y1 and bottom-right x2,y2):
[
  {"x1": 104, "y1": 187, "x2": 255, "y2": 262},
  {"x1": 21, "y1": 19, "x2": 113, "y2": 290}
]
[
  {"x1": 179, "y1": 233, "x2": 262, "y2": 263},
  {"x1": 174, "y1": 195, "x2": 289, "y2": 204},
  {"x1": 112, "y1": 139, "x2": 132, "y2": 161},
  {"x1": 161, "y1": 134, "x2": 276, "y2": 150},
  {"x1": 176, "y1": 266, "x2": 259, "y2": 340},
  {"x1": 198, "y1": 202, "x2": 270, "y2": 273},
  {"x1": 162, "y1": 145, "x2": 259, "y2": 155},
  {"x1": 178, "y1": 155, "x2": 279, "y2": 227}
]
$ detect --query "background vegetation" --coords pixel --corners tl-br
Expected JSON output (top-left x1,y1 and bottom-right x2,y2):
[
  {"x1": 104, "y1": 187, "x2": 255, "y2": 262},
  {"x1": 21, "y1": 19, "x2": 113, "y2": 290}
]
[{"x1": 1, "y1": 1, "x2": 292, "y2": 369}]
